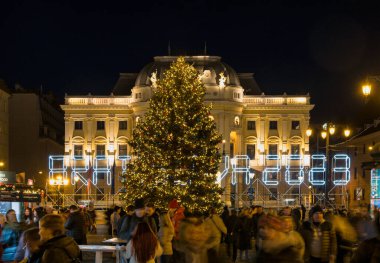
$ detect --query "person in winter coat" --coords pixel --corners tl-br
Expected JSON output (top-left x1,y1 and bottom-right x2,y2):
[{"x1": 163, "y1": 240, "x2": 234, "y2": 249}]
[
  {"x1": 24, "y1": 208, "x2": 34, "y2": 226},
  {"x1": 175, "y1": 215, "x2": 212, "y2": 263},
  {"x1": 18, "y1": 227, "x2": 42, "y2": 263},
  {"x1": 157, "y1": 212, "x2": 174, "y2": 263},
  {"x1": 1, "y1": 209, "x2": 24, "y2": 262},
  {"x1": 38, "y1": 214, "x2": 80, "y2": 263},
  {"x1": 300, "y1": 205, "x2": 337, "y2": 263},
  {"x1": 110, "y1": 206, "x2": 121, "y2": 237},
  {"x1": 351, "y1": 210, "x2": 380, "y2": 263},
  {"x1": 168, "y1": 199, "x2": 185, "y2": 240},
  {"x1": 255, "y1": 214, "x2": 304, "y2": 263},
  {"x1": 237, "y1": 208, "x2": 252, "y2": 261},
  {"x1": 146, "y1": 203, "x2": 159, "y2": 234},
  {"x1": 64, "y1": 205, "x2": 86, "y2": 245},
  {"x1": 204, "y1": 208, "x2": 227, "y2": 258},
  {"x1": 124, "y1": 222, "x2": 163, "y2": 263},
  {"x1": 119, "y1": 198, "x2": 154, "y2": 242},
  {"x1": 225, "y1": 209, "x2": 239, "y2": 262}
]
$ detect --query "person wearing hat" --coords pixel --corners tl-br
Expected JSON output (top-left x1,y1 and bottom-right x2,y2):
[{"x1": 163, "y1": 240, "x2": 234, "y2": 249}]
[
  {"x1": 300, "y1": 205, "x2": 337, "y2": 263},
  {"x1": 168, "y1": 199, "x2": 185, "y2": 240},
  {"x1": 119, "y1": 198, "x2": 150, "y2": 242}
]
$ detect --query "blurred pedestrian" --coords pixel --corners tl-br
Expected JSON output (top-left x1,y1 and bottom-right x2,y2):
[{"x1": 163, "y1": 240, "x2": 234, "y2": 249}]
[
  {"x1": 145, "y1": 203, "x2": 158, "y2": 234},
  {"x1": 256, "y1": 214, "x2": 304, "y2": 263},
  {"x1": 205, "y1": 208, "x2": 227, "y2": 258},
  {"x1": 124, "y1": 222, "x2": 162, "y2": 263},
  {"x1": 158, "y1": 212, "x2": 174, "y2": 263},
  {"x1": 38, "y1": 214, "x2": 80, "y2": 263},
  {"x1": 225, "y1": 209, "x2": 239, "y2": 262},
  {"x1": 300, "y1": 205, "x2": 337, "y2": 263},
  {"x1": 1, "y1": 209, "x2": 24, "y2": 262},
  {"x1": 236, "y1": 208, "x2": 252, "y2": 261},
  {"x1": 110, "y1": 206, "x2": 121, "y2": 237},
  {"x1": 24, "y1": 208, "x2": 34, "y2": 226},
  {"x1": 119, "y1": 198, "x2": 148, "y2": 241},
  {"x1": 64, "y1": 205, "x2": 86, "y2": 245},
  {"x1": 33, "y1": 207, "x2": 46, "y2": 227},
  {"x1": 18, "y1": 227, "x2": 42, "y2": 263},
  {"x1": 351, "y1": 210, "x2": 380, "y2": 263},
  {"x1": 175, "y1": 215, "x2": 211, "y2": 263}
]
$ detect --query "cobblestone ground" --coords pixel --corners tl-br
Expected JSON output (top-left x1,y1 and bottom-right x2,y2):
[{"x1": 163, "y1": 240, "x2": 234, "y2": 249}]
[{"x1": 84, "y1": 225, "x2": 257, "y2": 263}]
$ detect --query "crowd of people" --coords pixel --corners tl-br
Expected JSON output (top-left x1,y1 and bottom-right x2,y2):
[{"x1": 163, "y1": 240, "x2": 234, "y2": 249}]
[
  {"x1": 0, "y1": 200, "x2": 378, "y2": 263},
  {"x1": 0, "y1": 204, "x2": 96, "y2": 263},
  {"x1": 110, "y1": 200, "x2": 379, "y2": 263}
]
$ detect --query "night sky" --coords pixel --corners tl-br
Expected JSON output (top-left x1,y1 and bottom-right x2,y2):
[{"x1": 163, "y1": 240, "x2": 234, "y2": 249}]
[{"x1": 1, "y1": 0, "x2": 380, "y2": 125}]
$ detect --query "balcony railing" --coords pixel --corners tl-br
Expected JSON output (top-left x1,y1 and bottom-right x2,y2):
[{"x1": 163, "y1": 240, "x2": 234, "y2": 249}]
[
  {"x1": 66, "y1": 97, "x2": 134, "y2": 105},
  {"x1": 243, "y1": 96, "x2": 309, "y2": 105}
]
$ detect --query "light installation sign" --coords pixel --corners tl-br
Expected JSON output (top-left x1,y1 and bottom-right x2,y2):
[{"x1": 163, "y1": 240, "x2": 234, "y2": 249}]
[
  {"x1": 371, "y1": 169, "x2": 380, "y2": 199},
  {"x1": 50, "y1": 153, "x2": 351, "y2": 187},
  {"x1": 217, "y1": 153, "x2": 350, "y2": 186},
  {"x1": 49, "y1": 154, "x2": 132, "y2": 186},
  {"x1": 285, "y1": 155, "x2": 304, "y2": 185}
]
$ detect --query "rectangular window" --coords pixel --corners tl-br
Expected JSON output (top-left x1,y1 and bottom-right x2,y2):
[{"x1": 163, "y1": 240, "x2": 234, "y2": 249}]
[
  {"x1": 119, "y1": 121, "x2": 128, "y2": 130},
  {"x1": 230, "y1": 143, "x2": 234, "y2": 158},
  {"x1": 268, "y1": 144, "x2": 278, "y2": 155},
  {"x1": 291, "y1": 121, "x2": 300, "y2": 130},
  {"x1": 119, "y1": 144, "x2": 128, "y2": 157},
  {"x1": 74, "y1": 121, "x2": 83, "y2": 130},
  {"x1": 290, "y1": 144, "x2": 300, "y2": 155},
  {"x1": 247, "y1": 121, "x2": 256, "y2": 130},
  {"x1": 97, "y1": 121, "x2": 105, "y2": 130},
  {"x1": 269, "y1": 121, "x2": 277, "y2": 130},
  {"x1": 246, "y1": 144, "x2": 256, "y2": 159},
  {"x1": 74, "y1": 145, "x2": 83, "y2": 158},
  {"x1": 96, "y1": 145, "x2": 106, "y2": 156}
]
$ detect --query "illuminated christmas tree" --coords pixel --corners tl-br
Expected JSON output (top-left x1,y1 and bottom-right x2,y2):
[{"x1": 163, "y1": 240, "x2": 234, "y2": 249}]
[{"x1": 122, "y1": 57, "x2": 223, "y2": 213}]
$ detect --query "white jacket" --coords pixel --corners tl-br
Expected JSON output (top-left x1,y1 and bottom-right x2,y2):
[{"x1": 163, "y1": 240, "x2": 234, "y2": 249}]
[{"x1": 205, "y1": 214, "x2": 227, "y2": 248}]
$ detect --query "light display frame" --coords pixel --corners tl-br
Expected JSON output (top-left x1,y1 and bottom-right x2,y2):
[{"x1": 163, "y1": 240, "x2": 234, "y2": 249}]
[
  {"x1": 263, "y1": 154, "x2": 280, "y2": 186},
  {"x1": 332, "y1": 154, "x2": 350, "y2": 185},
  {"x1": 231, "y1": 155, "x2": 251, "y2": 185},
  {"x1": 308, "y1": 154, "x2": 326, "y2": 186},
  {"x1": 285, "y1": 154, "x2": 304, "y2": 185}
]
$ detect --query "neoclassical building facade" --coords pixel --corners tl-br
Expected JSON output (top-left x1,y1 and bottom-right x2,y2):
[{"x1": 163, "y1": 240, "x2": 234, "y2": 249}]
[{"x1": 60, "y1": 56, "x2": 314, "y2": 207}]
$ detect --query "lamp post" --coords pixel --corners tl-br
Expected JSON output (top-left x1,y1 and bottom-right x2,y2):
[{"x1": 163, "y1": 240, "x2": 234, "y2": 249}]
[{"x1": 307, "y1": 123, "x2": 351, "y2": 206}]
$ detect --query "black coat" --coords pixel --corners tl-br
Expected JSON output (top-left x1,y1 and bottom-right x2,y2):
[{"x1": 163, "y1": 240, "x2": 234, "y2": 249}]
[
  {"x1": 64, "y1": 211, "x2": 85, "y2": 243},
  {"x1": 39, "y1": 235, "x2": 80, "y2": 263}
]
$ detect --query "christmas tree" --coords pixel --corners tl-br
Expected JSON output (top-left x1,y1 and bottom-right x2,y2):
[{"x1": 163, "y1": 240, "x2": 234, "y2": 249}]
[{"x1": 122, "y1": 57, "x2": 223, "y2": 213}]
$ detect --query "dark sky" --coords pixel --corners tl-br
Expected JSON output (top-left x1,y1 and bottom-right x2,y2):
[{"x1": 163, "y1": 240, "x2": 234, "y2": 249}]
[{"x1": 1, "y1": 0, "x2": 380, "y2": 124}]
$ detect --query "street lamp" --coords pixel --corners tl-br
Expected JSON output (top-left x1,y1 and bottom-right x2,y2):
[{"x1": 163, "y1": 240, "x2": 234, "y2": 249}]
[
  {"x1": 362, "y1": 84, "x2": 371, "y2": 98},
  {"x1": 307, "y1": 123, "x2": 351, "y2": 206}
]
